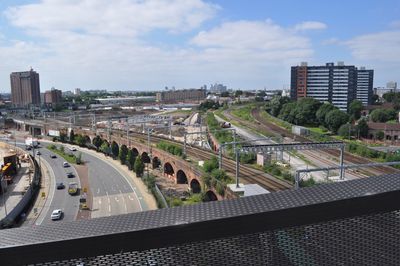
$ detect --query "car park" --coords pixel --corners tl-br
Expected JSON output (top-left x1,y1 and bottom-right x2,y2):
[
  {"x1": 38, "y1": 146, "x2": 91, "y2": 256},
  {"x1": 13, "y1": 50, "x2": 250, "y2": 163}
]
[
  {"x1": 51, "y1": 209, "x2": 63, "y2": 220},
  {"x1": 56, "y1": 182, "x2": 65, "y2": 189}
]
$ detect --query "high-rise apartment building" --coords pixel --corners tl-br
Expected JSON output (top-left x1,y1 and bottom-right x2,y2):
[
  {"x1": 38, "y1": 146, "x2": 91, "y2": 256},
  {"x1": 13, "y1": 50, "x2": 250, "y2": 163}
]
[
  {"x1": 44, "y1": 88, "x2": 62, "y2": 106},
  {"x1": 290, "y1": 62, "x2": 373, "y2": 111},
  {"x1": 10, "y1": 68, "x2": 41, "y2": 107}
]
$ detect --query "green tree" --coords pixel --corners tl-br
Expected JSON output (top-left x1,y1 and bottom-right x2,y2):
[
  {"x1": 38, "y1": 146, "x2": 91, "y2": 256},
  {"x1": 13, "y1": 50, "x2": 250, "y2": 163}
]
[
  {"x1": 74, "y1": 134, "x2": 86, "y2": 147},
  {"x1": 278, "y1": 102, "x2": 297, "y2": 123},
  {"x1": 234, "y1": 90, "x2": 243, "y2": 97},
  {"x1": 356, "y1": 118, "x2": 369, "y2": 138},
  {"x1": 316, "y1": 103, "x2": 338, "y2": 126},
  {"x1": 126, "y1": 149, "x2": 137, "y2": 170},
  {"x1": 338, "y1": 123, "x2": 353, "y2": 139},
  {"x1": 203, "y1": 156, "x2": 219, "y2": 173},
  {"x1": 370, "y1": 109, "x2": 388, "y2": 122},
  {"x1": 293, "y1": 97, "x2": 322, "y2": 125},
  {"x1": 134, "y1": 155, "x2": 145, "y2": 177},
  {"x1": 70, "y1": 129, "x2": 75, "y2": 143},
  {"x1": 111, "y1": 141, "x2": 119, "y2": 158},
  {"x1": 349, "y1": 100, "x2": 363, "y2": 120},
  {"x1": 371, "y1": 94, "x2": 379, "y2": 104},
  {"x1": 268, "y1": 96, "x2": 291, "y2": 117},
  {"x1": 119, "y1": 144, "x2": 128, "y2": 165},
  {"x1": 75, "y1": 152, "x2": 82, "y2": 164},
  {"x1": 100, "y1": 141, "x2": 110, "y2": 155},
  {"x1": 92, "y1": 135, "x2": 103, "y2": 150},
  {"x1": 325, "y1": 110, "x2": 349, "y2": 133},
  {"x1": 376, "y1": 131, "x2": 384, "y2": 140},
  {"x1": 59, "y1": 145, "x2": 64, "y2": 153}
]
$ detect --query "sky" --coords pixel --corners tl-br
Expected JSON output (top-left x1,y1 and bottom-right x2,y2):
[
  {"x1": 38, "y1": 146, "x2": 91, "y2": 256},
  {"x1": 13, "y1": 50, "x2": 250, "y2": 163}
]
[{"x1": 0, "y1": 0, "x2": 399, "y2": 92}]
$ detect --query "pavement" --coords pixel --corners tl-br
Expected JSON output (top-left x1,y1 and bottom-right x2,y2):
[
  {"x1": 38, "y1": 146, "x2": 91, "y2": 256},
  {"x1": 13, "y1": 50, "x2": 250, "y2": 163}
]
[{"x1": 0, "y1": 142, "x2": 33, "y2": 222}]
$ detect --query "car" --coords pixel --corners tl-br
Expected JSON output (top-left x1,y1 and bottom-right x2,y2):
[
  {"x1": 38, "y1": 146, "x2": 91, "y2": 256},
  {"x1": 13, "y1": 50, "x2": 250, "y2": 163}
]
[
  {"x1": 56, "y1": 182, "x2": 65, "y2": 189},
  {"x1": 50, "y1": 154, "x2": 57, "y2": 159},
  {"x1": 36, "y1": 151, "x2": 41, "y2": 155},
  {"x1": 51, "y1": 209, "x2": 63, "y2": 220},
  {"x1": 67, "y1": 172, "x2": 74, "y2": 178},
  {"x1": 69, "y1": 146, "x2": 77, "y2": 151},
  {"x1": 63, "y1": 162, "x2": 69, "y2": 167}
]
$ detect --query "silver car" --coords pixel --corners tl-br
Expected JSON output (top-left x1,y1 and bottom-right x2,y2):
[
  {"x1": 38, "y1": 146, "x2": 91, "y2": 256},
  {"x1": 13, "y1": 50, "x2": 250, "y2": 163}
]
[{"x1": 51, "y1": 209, "x2": 63, "y2": 220}]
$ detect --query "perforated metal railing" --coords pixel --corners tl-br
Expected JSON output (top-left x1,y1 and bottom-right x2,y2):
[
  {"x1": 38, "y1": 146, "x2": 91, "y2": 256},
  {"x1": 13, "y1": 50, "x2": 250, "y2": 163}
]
[{"x1": 0, "y1": 174, "x2": 399, "y2": 265}]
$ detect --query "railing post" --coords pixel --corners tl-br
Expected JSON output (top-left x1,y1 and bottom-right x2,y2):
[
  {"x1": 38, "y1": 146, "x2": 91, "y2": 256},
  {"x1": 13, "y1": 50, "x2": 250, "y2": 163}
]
[
  {"x1": 339, "y1": 145, "x2": 344, "y2": 180},
  {"x1": 235, "y1": 148, "x2": 240, "y2": 188},
  {"x1": 295, "y1": 171, "x2": 300, "y2": 189}
]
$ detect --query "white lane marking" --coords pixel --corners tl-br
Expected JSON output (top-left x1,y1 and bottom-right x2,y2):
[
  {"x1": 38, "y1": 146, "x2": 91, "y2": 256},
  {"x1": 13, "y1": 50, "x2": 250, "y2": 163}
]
[
  {"x1": 98, "y1": 198, "x2": 102, "y2": 205},
  {"x1": 97, "y1": 188, "x2": 100, "y2": 194},
  {"x1": 98, "y1": 158, "x2": 143, "y2": 211},
  {"x1": 128, "y1": 195, "x2": 134, "y2": 201},
  {"x1": 115, "y1": 197, "x2": 119, "y2": 202},
  {"x1": 120, "y1": 190, "x2": 128, "y2": 213}
]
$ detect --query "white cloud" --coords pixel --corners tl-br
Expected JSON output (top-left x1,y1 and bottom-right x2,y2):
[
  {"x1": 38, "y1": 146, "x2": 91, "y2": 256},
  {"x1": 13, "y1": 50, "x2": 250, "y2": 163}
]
[
  {"x1": 390, "y1": 20, "x2": 400, "y2": 28},
  {"x1": 345, "y1": 31, "x2": 400, "y2": 62},
  {"x1": 191, "y1": 20, "x2": 311, "y2": 50},
  {"x1": 322, "y1": 37, "x2": 339, "y2": 45},
  {"x1": 0, "y1": 1, "x2": 316, "y2": 90},
  {"x1": 5, "y1": 0, "x2": 218, "y2": 37},
  {"x1": 294, "y1": 21, "x2": 327, "y2": 31}
]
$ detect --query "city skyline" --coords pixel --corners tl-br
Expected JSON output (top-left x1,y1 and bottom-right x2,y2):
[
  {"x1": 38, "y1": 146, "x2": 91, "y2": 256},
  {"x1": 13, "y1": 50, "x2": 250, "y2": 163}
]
[{"x1": 0, "y1": 0, "x2": 399, "y2": 91}]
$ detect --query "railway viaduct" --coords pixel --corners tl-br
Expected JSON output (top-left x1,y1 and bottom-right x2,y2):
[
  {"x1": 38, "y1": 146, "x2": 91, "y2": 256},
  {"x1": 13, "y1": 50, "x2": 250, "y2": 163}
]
[{"x1": 12, "y1": 119, "x2": 223, "y2": 201}]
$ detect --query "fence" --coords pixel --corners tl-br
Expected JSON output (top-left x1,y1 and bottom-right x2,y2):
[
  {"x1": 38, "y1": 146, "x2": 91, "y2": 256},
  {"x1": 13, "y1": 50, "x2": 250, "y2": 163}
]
[{"x1": 0, "y1": 173, "x2": 398, "y2": 265}]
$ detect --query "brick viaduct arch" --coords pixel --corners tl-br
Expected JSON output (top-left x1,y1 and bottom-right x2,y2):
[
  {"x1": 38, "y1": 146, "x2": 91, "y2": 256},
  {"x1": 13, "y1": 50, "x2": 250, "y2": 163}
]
[{"x1": 74, "y1": 129, "x2": 217, "y2": 198}]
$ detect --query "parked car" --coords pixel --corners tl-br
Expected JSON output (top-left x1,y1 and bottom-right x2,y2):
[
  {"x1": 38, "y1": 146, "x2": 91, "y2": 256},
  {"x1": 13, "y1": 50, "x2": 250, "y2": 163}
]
[
  {"x1": 51, "y1": 209, "x2": 63, "y2": 220},
  {"x1": 67, "y1": 172, "x2": 74, "y2": 178},
  {"x1": 69, "y1": 146, "x2": 77, "y2": 151},
  {"x1": 56, "y1": 182, "x2": 65, "y2": 189},
  {"x1": 50, "y1": 154, "x2": 57, "y2": 159},
  {"x1": 36, "y1": 151, "x2": 41, "y2": 155},
  {"x1": 63, "y1": 162, "x2": 69, "y2": 167}
]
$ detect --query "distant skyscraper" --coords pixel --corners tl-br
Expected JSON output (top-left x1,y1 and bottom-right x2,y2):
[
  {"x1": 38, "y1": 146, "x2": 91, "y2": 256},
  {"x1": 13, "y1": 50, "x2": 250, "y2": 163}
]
[
  {"x1": 290, "y1": 62, "x2": 373, "y2": 111},
  {"x1": 74, "y1": 88, "x2": 81, "y2": 96},
  {"x1": 44, "y1": 87, "x2": 62, "y2": 106},
  {"x1": 10, "y1": 68, "x2": 41, "y2": 107},
  {"x1": 387, "y1": 81, "x2": 397, "y2": 90}
]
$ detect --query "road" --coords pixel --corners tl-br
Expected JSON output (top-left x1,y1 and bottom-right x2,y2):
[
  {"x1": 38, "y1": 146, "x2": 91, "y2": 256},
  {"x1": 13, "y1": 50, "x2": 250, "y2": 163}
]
[
  {"x1": 78, "y1": 150, "x2": 142, "y2": 218},
  {"x1": 9, "y1": 139, "x2": 144, "y2": 223},
  {"x1": 10, "y1": 142, "x2": 80, "y2": 225}
]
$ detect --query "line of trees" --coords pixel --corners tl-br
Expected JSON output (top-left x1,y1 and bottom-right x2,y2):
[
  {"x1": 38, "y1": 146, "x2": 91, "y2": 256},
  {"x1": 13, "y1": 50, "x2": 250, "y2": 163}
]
[{"x1": 267, "y1": 96, "x2": 369, "y2": 138}]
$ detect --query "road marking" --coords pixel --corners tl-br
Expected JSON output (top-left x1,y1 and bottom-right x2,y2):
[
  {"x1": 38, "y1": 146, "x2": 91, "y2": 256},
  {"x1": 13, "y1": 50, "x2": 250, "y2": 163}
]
[
  {"x1": 98, "y1": 199, "x2": 102, "y2": 205},
  {"x1": 128, "y1": 195, "x2": 134, "y2": 201},
  {"x1": 115, "y1": 197, "x2": 119, "y2": 202},
  {"x1": 97, "y1": 188, "x2": 100, "y2": 194}
]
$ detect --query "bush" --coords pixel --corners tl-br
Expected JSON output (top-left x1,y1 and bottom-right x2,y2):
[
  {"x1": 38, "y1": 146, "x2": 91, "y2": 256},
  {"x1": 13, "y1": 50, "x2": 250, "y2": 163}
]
[
  {"x1": 216, "y1": 182, "x2": 225, "y2": 196},
  {"x1": 203, "y1": 156, "x2": 219, "y2": 173}
]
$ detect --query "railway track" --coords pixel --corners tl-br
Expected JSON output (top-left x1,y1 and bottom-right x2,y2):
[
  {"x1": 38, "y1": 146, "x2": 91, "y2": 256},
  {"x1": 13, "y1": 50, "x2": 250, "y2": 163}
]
[
  {"x1": 90, "y1": 127, "x2": 293, "y2": 192},
  {"x1": 249, "y1": 108, "x2": 398, "y2": 176}
]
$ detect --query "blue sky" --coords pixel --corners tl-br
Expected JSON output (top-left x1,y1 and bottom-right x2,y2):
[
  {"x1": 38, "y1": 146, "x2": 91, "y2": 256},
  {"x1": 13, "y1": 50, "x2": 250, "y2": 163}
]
[{"x1": 0, "y1": 0, "x2": 399, "y2": 91}]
